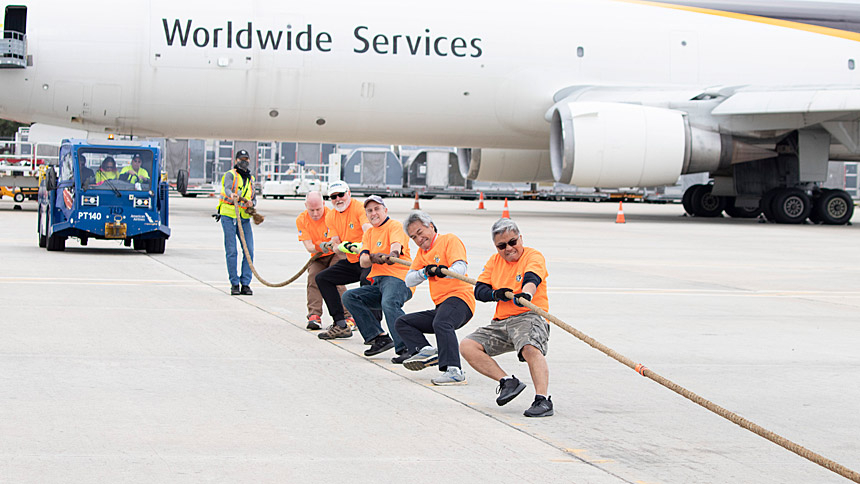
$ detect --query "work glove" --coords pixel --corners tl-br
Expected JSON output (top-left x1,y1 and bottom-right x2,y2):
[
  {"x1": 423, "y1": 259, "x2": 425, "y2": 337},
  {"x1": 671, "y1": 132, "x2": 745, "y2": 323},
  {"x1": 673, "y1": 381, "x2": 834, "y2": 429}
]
[
  {"x1": 385, "y1": 249, "x2": 400, "y2": 265},
  {"x1": 319, "y1": 241, "x2": 334, "y2": 253},
  {"x1": 425, "y1": 264, "x2": 448, "y2": 278},
  {"x1": 512, "y1": 292, "x2": 532, "y2": 307},
  {"x1": 492, "y1": 287, "x2": 514, "y2": 301},
  {"x1": 369, "y1": 253, "x2": 387, "y2": 264},
  {"x1": 338, "y1": 241, "x2": 362, "y2": 255}
]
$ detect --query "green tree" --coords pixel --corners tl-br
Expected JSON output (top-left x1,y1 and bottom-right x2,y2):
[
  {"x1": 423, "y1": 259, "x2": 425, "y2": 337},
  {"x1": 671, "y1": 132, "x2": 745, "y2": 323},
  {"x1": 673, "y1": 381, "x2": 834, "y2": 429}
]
[{"x1": 0, "y1": 119, "x2": 26, "y2": 138}]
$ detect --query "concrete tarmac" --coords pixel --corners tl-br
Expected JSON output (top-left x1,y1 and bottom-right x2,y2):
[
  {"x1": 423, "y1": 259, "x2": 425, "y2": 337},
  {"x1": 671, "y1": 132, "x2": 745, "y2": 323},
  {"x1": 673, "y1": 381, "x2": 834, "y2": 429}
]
[{"x1": 1, "y1": 195, "x2": 858, "y2": 483}]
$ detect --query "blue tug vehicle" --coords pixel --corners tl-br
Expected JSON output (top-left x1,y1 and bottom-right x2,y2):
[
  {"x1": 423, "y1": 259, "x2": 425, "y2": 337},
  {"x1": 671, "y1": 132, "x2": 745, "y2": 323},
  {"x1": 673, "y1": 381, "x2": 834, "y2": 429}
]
[{"x1": 38, "y1": 139, "x2": 170, "y2": 252}]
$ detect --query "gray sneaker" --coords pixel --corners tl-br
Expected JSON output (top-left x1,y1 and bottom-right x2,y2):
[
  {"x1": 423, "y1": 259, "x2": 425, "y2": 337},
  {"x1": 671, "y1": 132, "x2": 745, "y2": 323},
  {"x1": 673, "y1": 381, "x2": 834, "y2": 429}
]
[
  {"x1": 431, "y1": 367, "x2": 466, "y2": 386},
  {"x1": 318, "y1": 323, "x2": 352, "y2": 340},
  {"x1": 403, "y1": 345, "x2": 439, "y2": 371}
]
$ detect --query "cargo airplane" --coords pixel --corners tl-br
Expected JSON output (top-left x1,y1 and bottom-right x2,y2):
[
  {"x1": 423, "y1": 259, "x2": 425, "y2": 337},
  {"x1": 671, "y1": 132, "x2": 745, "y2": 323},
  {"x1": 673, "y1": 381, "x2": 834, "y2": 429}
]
[{"x1": 2, "y1": 0, "x2": 860, "y2": 223}]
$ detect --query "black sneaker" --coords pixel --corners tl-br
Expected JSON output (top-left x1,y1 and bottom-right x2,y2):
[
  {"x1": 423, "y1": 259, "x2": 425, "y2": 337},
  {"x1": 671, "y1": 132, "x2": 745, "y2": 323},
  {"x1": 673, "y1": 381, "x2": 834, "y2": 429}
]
[
  {"x1": 364, "y1": 334, "x2": 394, "y2": 356},
  {"x1": 524, "y1": 395, "x2": 554, "y2": 417},
  {"x1": 230, "y1": 285, "x2": 240, "y2": 295},
  {"x1": 390, "y1": 350, "x2": 415, "y2": 364},
  {"x1": 240, "y1": 285, "x2": 253, "y2": 295},
  {"x1": 496, "y1": 375, "x2": 526, "y2": 406}
]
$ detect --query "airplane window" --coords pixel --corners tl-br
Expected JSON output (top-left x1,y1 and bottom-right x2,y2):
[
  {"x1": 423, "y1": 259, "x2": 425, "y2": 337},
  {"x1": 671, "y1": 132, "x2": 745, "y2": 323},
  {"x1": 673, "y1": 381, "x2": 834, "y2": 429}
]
[
  {"x1": 577, "y1": 46, "x2": 584, "y2": 58},
  {"x1": 850, "y1": 59, "x2": 855, "y2": 70}
]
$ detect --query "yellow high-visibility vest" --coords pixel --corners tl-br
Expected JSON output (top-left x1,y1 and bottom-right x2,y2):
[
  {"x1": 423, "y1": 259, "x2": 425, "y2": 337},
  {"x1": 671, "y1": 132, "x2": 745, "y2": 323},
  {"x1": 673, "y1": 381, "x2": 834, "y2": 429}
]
[{"x1": 218, "y1": 170, "x2": 254, "y2": 219}]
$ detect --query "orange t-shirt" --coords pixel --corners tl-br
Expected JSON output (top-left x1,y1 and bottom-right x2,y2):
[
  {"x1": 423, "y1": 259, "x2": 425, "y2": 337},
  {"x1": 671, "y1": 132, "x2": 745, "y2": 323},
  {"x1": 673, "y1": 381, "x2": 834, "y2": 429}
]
[
  {"x1": 361, "y1": 218, "x2": 411, "y2": 282},
  {"x1": 325, "y1": 199, "x2": 369, "y2": 263},
  {"x1": 477, "y1": 246, "x2": 549, "y2": 320},
  {"x1": 296, "y1": 207, "x2": 332, "y2": 251},
  {"x1": 410, "y1": 233, "x2": 476, "y2": 314}
]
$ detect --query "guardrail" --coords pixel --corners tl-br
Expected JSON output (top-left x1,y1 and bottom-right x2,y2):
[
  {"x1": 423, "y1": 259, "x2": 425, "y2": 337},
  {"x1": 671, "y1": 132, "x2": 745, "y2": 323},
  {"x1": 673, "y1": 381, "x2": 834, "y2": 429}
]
[{"x1": 0, "y1": 31, "x2": 26, "y2": 68}]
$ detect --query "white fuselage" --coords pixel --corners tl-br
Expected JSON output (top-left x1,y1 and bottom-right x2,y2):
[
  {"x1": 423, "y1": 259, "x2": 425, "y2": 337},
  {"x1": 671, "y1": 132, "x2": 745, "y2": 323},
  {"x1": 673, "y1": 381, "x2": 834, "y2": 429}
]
[{"x1": 2, "y1": 0, "x2": 860, "y2": 148}]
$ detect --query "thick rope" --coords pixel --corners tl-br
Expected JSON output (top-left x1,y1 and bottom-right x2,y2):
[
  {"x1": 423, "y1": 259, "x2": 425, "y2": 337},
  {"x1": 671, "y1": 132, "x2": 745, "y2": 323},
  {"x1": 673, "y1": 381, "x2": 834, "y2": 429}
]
[
  {"x1": 234, "y1": 215, "x2": 320, "y2": 287},
  {"x1": 385, "y1": 256, "x2": 860, "y2": 483}
]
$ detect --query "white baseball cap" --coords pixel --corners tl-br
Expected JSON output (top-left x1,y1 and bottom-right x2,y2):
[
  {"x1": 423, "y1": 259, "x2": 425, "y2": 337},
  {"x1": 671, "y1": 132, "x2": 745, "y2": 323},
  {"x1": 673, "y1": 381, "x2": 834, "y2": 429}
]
[{"x1": 328, "y1": 180, "x2": 350, "y2": 196}]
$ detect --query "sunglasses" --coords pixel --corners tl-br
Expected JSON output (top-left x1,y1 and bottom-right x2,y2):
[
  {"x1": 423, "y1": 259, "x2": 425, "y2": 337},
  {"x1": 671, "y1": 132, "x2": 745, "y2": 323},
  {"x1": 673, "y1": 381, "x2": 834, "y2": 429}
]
[
  {"x1": 330, "y1": 192, "x2": 347, "y2": 199},
  {"x1": 495, "y1": 236, "x2": 520, "y2": 250}
]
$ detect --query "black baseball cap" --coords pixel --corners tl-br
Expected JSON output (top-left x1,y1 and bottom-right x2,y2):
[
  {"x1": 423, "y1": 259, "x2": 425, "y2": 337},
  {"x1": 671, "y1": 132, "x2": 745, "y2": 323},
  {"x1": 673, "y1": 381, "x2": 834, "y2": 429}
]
[{"x1": 235, "y1": 150, "x2": 250, "y2": 160}]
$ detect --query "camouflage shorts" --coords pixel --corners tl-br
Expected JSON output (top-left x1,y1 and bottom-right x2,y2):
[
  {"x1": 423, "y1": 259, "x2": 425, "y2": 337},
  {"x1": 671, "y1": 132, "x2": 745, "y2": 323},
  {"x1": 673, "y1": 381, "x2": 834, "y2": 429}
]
[{"x1": 464, "y1": 312, "x2": 549, "y2": 362}]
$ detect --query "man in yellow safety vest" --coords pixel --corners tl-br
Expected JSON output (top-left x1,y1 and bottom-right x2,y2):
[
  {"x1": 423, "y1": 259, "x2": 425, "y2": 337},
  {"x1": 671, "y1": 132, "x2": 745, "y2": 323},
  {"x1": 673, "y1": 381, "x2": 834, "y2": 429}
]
[{"x1": 218, "y1": 150, "x2": 256, "y2": 296}]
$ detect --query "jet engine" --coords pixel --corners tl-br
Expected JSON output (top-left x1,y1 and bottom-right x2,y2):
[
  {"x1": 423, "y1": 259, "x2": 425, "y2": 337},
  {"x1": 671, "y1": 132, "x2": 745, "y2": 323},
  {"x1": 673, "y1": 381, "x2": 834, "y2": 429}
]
[
  {"x1": 456, "y1": 148, "x2": 554, "y2": 183},
  {"x1": 548, "y1": 101, "x2": 768, "y2": 187}
]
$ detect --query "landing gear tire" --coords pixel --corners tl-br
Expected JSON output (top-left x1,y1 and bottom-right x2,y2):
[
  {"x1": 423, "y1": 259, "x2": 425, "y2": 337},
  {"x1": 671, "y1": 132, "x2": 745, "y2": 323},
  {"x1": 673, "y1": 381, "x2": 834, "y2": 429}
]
[
  {"x1": 772, "y1": 188, "x2": 812, "y2": 224},
  {"x1": 812, "y1": 189, "x2": 853, "y2": 225},
  {"x1": 682, "y1": 184, "x2": 700, "y2": 215},
  {"x1": 690, "y1": 184, "x2": 726, "y2": 217},
  {"x1": 145, "y1": 238, "x2": 166, "y2": 254},
  {"x1": 724, "y1": 198, "x2": 761, "y2": 218},
  {"x1": 761, "y1": 188, "x2": 780, "y2": 222}
]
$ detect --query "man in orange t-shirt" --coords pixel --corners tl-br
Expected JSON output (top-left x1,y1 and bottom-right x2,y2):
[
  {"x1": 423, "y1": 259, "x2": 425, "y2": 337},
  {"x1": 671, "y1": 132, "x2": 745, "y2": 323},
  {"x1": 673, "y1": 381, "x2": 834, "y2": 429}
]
[
  {"x1": 296, "y1": 191, "x2": 351, "y2": 330},
  {"x1": 395, "y1": 210, "x2": 475, "y2": 385},
  {"x1": 316, "y1": 181, "x2": 373, "y2": 340},
  {"x1": 461, "y1": 218, "x2": 554, "y2": 418},
  {"x1": 342, "y1": 195, "x2": 413, "y2": 358}
]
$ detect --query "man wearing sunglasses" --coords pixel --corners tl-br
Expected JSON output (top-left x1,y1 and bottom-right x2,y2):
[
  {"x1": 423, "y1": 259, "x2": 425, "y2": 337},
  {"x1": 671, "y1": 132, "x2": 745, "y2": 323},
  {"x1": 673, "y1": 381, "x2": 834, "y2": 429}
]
[
  {"x1": 316, "y1": 181, "x2": 373, "y2": 340},
  {"x1": 461, "y1": 218, "x2": 553, "y2": 417},
  {"x1": 119, "y1": 153, "x2": 150, "y2": 185},
  {"x1": 296, "y1": 190, "x2": 353, "y2": 330}
]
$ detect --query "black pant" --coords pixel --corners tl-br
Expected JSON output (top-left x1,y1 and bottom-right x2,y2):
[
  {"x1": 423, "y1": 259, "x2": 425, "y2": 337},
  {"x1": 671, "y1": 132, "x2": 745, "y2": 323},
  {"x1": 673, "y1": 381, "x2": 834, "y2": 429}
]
[
  {"x1": 395, "y1": 297, "x2": 473, "y2": 371},
  {"x1": 315, "y1": 259, "x2": 378, "y2": 323}
]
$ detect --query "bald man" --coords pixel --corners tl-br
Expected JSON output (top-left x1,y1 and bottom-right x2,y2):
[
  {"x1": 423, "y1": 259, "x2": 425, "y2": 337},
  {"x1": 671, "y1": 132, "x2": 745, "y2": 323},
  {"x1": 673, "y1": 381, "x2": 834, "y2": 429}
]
[{"x1": 296, "y1": 191, "x2": 351, "y2": 330}]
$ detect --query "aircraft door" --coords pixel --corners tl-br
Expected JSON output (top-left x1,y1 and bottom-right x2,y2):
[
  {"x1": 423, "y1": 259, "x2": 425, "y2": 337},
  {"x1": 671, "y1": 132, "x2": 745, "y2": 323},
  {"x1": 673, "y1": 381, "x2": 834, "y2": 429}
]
[
  {"x1": 2, "y1": 5, "x2": 26, "y2": 67},
  {"x1": 3, "y1": 5, "x2": 26, "y2": 35}
]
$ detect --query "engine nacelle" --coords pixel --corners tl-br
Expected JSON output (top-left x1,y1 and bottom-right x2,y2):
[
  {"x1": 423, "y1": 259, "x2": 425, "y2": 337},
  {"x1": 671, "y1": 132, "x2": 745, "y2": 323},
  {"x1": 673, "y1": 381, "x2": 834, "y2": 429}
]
[
  {"x1": 550, "y1": 102, "x2": 688, "y2": 187},
  {"x1": 456, "y1": 148, "x2": 554, "y2": 182}
]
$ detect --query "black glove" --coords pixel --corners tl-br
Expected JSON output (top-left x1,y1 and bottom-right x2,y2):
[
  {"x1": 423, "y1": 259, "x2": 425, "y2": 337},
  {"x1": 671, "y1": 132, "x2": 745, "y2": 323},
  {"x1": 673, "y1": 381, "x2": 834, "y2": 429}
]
[
  {"x1": 369, "y1": 253, "x2": 387, "y2": 264},
  {"x1": 425, "y1": 264, "x2": 448, "y2": 278},
  {"x1": 492, "y1": 287, "x2": 513, "y2": 301},
  {"x1": 513, "y1": 292, "x2": 532, "y2": 307}
]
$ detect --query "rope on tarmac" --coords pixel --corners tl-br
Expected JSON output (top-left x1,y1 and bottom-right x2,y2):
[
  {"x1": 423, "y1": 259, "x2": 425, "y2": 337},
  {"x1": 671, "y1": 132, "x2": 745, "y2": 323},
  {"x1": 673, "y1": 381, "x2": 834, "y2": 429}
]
[
  {"x1": 234, "y1": 215, "x2": 320, "y2": 287},
  {"x1": 384, "y1": 256, "x2": 860, "y2": 484}
]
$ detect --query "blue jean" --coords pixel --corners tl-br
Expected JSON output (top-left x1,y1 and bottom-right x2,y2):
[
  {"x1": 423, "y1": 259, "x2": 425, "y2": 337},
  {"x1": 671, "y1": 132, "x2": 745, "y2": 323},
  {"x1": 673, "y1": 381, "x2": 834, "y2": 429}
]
[
  {"x1": 221, "y1": 215, "x2": 254, "y2": 286},
  {"x1": 342, "y1": 275, "x2": 412, "y2": 353}
]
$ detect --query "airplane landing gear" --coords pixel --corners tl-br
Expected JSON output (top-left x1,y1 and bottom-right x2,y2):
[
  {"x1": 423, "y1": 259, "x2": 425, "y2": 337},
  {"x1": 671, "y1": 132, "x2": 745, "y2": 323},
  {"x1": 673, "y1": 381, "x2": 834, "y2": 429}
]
[
  {"x1": 681, "y1": 184, "x2": 853, "y2": 225},
  {"x1": 683, "y1": 184, "x2": 725, "y2": 217},
  {"x1": 770, "y1": 188, "x2": 812, "y2": 224},
  {"x1": 810, "y1": 189, "x2": 854, "y2": 225}
]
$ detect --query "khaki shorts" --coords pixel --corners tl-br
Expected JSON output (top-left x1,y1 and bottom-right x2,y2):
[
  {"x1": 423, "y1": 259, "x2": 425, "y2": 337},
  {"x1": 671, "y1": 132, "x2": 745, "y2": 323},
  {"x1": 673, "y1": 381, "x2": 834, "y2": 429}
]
[{"x1": 464, "y1": 312, "x2": 549, "y2": 362}]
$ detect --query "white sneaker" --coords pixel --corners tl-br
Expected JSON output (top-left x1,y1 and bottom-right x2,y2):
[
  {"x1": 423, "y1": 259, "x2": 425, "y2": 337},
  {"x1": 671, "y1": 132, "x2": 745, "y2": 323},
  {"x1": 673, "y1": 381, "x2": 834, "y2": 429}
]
[{"x1": 431, "y1": 367, "x2": 466, "y2": 385}]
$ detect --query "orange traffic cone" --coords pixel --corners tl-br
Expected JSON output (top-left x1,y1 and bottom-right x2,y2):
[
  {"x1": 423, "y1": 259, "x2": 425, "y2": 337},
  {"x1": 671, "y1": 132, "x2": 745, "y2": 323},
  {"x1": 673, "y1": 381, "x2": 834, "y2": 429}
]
[
  {"x1": 502, "y1": 198, "x2": 510, "y2": 218},
  {"x1": 615, "y1": 200, "x2": 626, "y2": 224},
  {"x1": 476, "y1": 192, "x2": 486, "y2": 210},
  {"x1": 413, "y1": 192, "x2": 420, "y2": 210}
]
